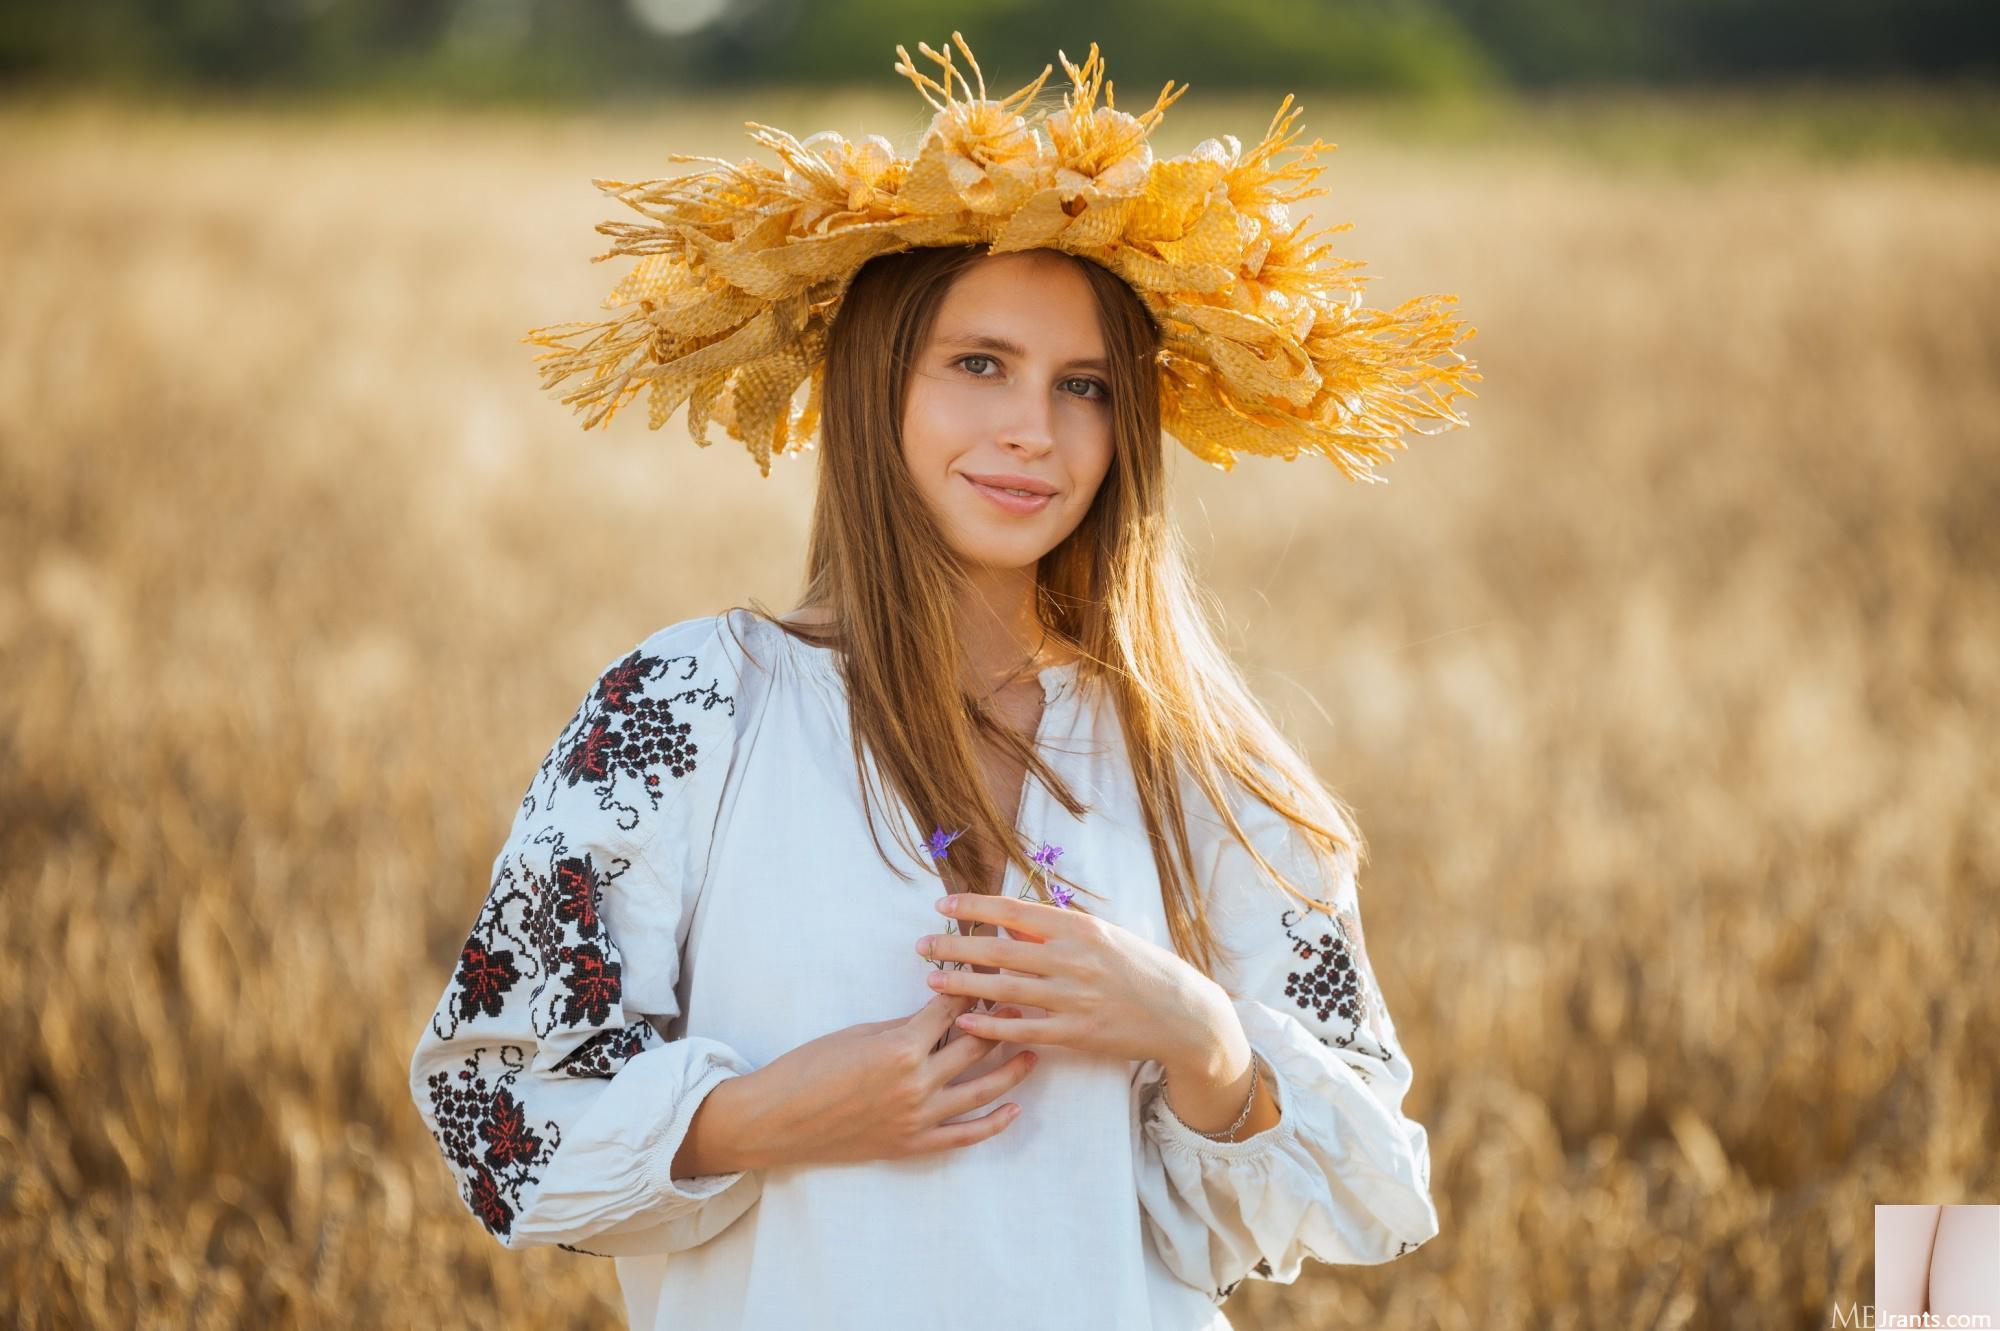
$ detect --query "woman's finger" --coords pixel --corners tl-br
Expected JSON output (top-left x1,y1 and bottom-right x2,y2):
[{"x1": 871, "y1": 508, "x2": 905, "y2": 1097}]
[
  {"x1": 916, "y1": 992, "x2": 981, "y2": 1054},
  {"x1": 929, "y1": 966, "x2": 1052, "y2": 1007},
  {"x1": 953, "y1": 1005, "x2": 1062, "y2": 1044},
  {"x1": 921, "y1": 930, "x2": 1054, "y2": 973},
  {"x1": 931, "y1": 1047, "x2": 1040, "y2": 1125},
  {"x1": 937, "y1": 892, "x2": 1083, "y2": 941},
  {"x1": 906, "y1": 1097, "x2": 1022, "y2": 1157},
  {"x1": 930, "y1": 1017, "x2": 1005, "y2": 1074}
]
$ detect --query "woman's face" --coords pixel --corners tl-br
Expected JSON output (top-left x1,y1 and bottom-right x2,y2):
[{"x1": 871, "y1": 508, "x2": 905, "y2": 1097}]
[{"x1": 901, "y1": 251, "x2": 1116, "y2": 574}]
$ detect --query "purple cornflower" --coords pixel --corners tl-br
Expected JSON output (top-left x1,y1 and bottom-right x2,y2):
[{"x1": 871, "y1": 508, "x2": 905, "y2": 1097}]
[
  {"x1": 927, "y1": 826, "x2": 965, "y2": 862},
  {"x1": 1028, "y1": 841, "x2": 1073, "y2": 908},
  {"x1": 926, "y1": 826, "x2": 970, "y2": 970}
]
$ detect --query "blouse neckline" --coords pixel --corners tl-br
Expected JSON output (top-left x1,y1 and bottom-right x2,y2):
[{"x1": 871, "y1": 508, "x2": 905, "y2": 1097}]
[{"x1": 745, "y1": 610, "x2": 1082, "y2": 707}]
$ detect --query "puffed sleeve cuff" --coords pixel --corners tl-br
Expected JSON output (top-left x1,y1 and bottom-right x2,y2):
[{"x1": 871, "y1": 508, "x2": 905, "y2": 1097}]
[
  {"x1": 1135, "y1": 999, "x2": 1438, "y2": 1286},
  {"x1": 509, "y1": 1035, "x2": 764, "y2": 1255}
]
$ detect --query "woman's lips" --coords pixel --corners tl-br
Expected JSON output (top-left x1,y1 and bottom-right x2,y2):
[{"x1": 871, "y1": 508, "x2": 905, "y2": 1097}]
[{"x1": 963, "y1": 474, "x2": 1055, "y2": 515}]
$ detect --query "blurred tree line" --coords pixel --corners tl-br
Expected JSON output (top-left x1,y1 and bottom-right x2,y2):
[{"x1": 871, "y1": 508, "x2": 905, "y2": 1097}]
[{"x1": 1, "y1": 0, "x2": 1994, "y2": 101}]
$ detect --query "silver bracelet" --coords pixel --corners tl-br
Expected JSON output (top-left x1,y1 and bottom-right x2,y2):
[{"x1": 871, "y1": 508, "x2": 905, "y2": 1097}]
[{"x1": 1160, "y1": 1055, "x2": 1261, "y2": 1142}]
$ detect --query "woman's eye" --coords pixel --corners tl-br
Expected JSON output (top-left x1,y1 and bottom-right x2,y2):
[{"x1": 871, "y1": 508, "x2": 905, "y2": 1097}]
[{"x1": 954, "y1": 356, "x2": 1107, "y2": 403}]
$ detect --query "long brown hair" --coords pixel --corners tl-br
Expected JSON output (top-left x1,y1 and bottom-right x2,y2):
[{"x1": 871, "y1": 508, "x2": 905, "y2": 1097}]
[{"x1": 734, "y1": 243, "x2": 1363, "y2": 981}]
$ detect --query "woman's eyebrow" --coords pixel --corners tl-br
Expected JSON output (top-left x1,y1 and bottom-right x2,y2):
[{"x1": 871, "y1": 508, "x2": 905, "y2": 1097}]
[{"x1": 936, "y1": 331, "x2": 1108, "y2": 371}]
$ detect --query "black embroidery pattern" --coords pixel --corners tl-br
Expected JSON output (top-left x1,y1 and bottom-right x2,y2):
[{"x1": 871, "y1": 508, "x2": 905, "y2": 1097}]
[
  {"x1": 423, "y1": 1045, "x2": 556, "y2": 1239},
  {"x1": 417, "y1": 639, "x2": 734, "y2": 1242},
  {"x1": 556, "y1": 941, "x2": 621, "y2": 1027},
  {"x1": 452, "y1": 934, "x2": 521, "y2": 1024},
  {"x1": 431, "y1": 841, "x2": 643, "y2": 1046},
  {"x1": 553, "y1": 1022, "x2": 656, "y2": 1079},
  {"x1": 1280, "y1": 904, "x2": 1394, "y2": 1058},
  {"x1": 536, "y1": 646, "x2": 737, "y2": 834}
]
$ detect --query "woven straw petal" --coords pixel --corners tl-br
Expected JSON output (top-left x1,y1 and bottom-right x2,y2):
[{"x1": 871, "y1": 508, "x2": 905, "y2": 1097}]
[
  {"x1": 634, "y1": 297, "x2": 801, "y2": 432},
  {"x1": 892, "y1": 153, "x2": 968, "y2": 216},
  {"x1": 1172, "y1": 392, "x2": 1383, "y2": 477},
  {"x1": 606, "y1": 252, "x2": 681, "y2": 307},
  {"x1": 1175, "y1": 326, "x2": 1319, "y2": 410},
  {"x1": 685, "y1": 370, "x2": 732, "y2": 445},
  {"x1": 1125, "y1": 157, "x2": 1229, "y2": 243},
  {"x1": 1158, "y1": 375, "x2": 1242, "y2": 468},
  {"x1": 631, "y1": 281, "x2": 765, "y2": 344},
  {"x1": 791, "y1": 335, "x2": 828, "y2": 444},
  {"x1": 758, "y1": 221, "x2": 911, "y2": 279},
  {"x1": 972, "y1": 160, "x2": 1049, "y2": 217},
  {"x1": 1176, "y1": 300, "x2": 1296, "y2": 346},
  {"x1": 1108, "y1": 246, "x2": 1234, "y2": 296},
  {"x1": 1154, "y1": 191, "x2": 1249, "y2": 271},
  {"x1": 718, "y1": 336, "x2": 816, "y2": 472},
  {"x1": 990, "y1": 190, "x2": 1073, "y2": 252},
  {"x1": 675, "y1": 215, "x2": 806, "y2": 300},
  {"x1": 887, "y1": 215, "x2": 985, "y2": 251},
  {"x1": 1090, "y1": 150, "x2": 1153, "y2": 198},
  {"x1": 1055, "y1": 194, "x2": 1136, "y2": 251}
]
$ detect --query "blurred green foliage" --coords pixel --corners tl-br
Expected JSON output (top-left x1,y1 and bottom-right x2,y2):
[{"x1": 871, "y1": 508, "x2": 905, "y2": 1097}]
[{"x1": 0, "y1": 0, "x2": 1993, "y2": 101}]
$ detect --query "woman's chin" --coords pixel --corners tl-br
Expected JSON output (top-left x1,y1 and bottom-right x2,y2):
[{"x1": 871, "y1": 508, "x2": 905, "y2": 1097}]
[{"x1": 949, "y1": 536, "x2": 1053, "y2": 573}]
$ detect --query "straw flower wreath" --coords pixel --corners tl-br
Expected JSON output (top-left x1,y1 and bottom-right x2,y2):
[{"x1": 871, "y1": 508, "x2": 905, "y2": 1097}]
[{"x1": 522, "y1": 32, "x2": 1480, "y2": 479}]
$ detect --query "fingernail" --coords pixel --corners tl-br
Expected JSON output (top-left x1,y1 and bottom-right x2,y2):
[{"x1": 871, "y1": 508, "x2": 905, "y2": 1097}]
[{"x1": 936, "y1": 897, "x2": 955, "y2": 914}]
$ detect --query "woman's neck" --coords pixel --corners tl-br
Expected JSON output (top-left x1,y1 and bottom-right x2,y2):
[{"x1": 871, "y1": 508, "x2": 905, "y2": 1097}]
[
  {"x1": 782, "y1": 566, "x2": 1061, "y2": 695},
  {"x1": 952, "y1": 566, "x2": 1053, "y2": 697}
]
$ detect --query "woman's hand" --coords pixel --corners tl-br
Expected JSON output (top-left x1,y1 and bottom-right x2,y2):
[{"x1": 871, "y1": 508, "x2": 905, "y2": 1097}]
[
  {"x1": 706, "y1": 992, "x2": 1039, "y2": 1172},
  {"x1": 918, "y1": 892, "x2": 1237, "y2": 1071}
]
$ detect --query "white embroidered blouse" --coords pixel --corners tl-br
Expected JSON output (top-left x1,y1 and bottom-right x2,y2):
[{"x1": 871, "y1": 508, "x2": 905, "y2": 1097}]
[{"x1": 408, "y1": 608, "x2": 1438, "y2": 1330}]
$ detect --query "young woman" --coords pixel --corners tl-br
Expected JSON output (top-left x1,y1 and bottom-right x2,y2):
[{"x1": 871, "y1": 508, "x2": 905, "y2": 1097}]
[{"x1": 411, "y1": 35, "x2": 1473, "y2": 1331}]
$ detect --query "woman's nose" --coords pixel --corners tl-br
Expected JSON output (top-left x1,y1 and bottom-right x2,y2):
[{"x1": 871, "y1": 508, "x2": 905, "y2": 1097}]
[{"x1": 994, "y1": 388, "x2": 1057, "y2": 453}]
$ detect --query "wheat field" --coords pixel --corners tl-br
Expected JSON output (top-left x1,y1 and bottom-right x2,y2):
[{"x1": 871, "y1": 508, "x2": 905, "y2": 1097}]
[{"x1": 1, "y1": 95, "x2": 1994, "y2": 1329}]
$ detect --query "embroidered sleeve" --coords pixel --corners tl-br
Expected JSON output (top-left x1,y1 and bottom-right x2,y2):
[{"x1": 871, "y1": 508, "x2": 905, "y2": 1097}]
[
  {"x1": 407, "y1": 615, "x2": 763, "y2": 1256},
  {"x1": 1131, "y1": 780, "x2": 1440, "y2": 1304}
]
